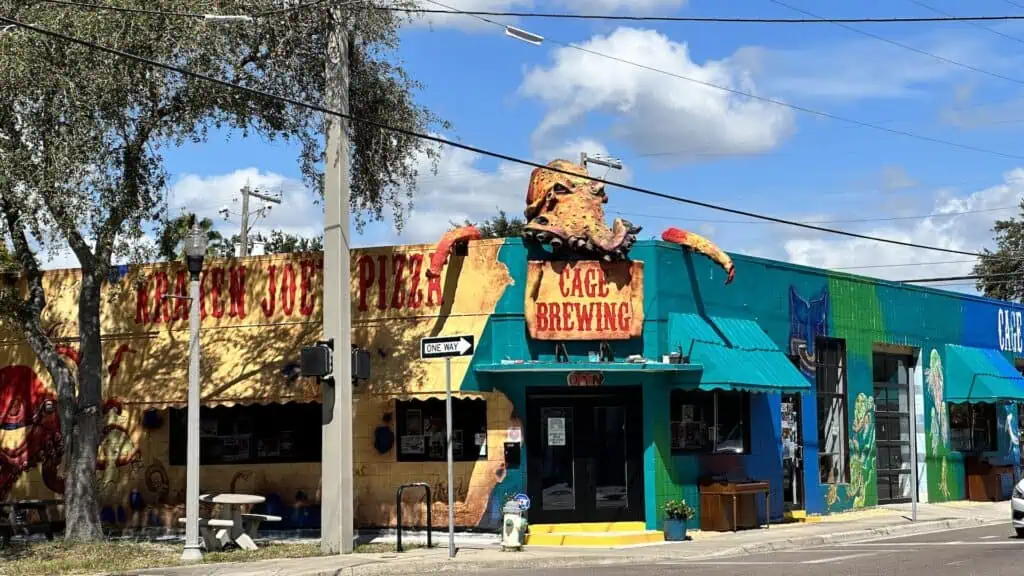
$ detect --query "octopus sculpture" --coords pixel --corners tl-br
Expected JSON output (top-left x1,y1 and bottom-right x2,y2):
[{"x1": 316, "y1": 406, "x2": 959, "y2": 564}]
[{"x1": 427, "y1": 158, "x2": 735, "y2": 284}]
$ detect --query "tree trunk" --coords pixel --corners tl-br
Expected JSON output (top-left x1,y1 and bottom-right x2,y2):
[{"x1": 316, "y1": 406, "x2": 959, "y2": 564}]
[{"x1": 64, "y1": 269, "x2": 105, "y2": 542}]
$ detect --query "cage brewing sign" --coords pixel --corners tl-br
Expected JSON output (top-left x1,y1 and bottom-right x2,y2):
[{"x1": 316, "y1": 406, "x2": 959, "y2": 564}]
[{"x1": 525, "y1": 260, "x2": 644, "y2": 340}]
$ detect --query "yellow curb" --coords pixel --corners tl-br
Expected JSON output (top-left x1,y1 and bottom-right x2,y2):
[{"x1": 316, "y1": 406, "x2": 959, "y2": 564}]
[
  {"x1": 529, "y1": 522, "x2": 648, "y2": 534},
  {"x1": 525, "y1": 530, "x2": 665, "y2": 547}
]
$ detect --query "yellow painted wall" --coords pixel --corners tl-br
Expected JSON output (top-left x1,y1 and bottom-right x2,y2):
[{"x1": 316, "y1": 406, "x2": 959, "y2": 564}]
[{"x1": 0, "y1": 240, "x2": 515, "y2": 528}]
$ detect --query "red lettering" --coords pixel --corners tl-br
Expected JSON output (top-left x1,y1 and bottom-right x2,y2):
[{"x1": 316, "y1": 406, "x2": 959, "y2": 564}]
[
  {"x1": 281, "y1": 263, "x2": 297, "y2": 316},
  {"x1": 173, "y1": 270, "x2": 189, "y2": 321},
  {"x1": 572, "y1": 269, "x2": 584, "y2": 298},
  {"x1": 135, "y1": 277, "x2": 150, "y2": 324},
  {"x1": 426, "y1": 255, "x2": 443, "y2": 307},
  {"x1": 536, "y1": 303, "x2": 548, "y2": 331},
  {"x1": 357, "y1": 255, "x2": 374, "y2": 312},
  {"x1": 407, "y1": 255, "x2": 423, "y2": 309},
  {"x1": 559, "y1": 267, "x2": 571, "y2": 298},
  {"x1": 210, "y1": 268, "x2": 225, "y2": 318},
  {"x1": 376, "y1": 255, "x2": 387, "y2": 311},
  {"x1": 563, "y1": 302, "x2": 575, "y2": 331},
  {"x1": 261, "y1": 265, "x2": 277, "y2": 317},
  {"x1": 151, "y1": 271, "x2": 170, "y2": 323},
  {"x1": 228, "y1": 266, "x2": 246, "y2": 318},
  {"x1": 578, "y1": 302, "x2": 594, "y2": 332},
  {"x1": 300, "y1": 260, "x2": 316, "y2": 317},
  {"x1": 549, "y1": 303, "x2": 562, "y2": 332},
  {"x1": 390, "y1": 254, "x2": 407, "y2": 309},
  {"x1": 584, "y1": 269, "x2": 596, "y2": 298},
  {"x1": 598, "y1": 275, "x2": 610, "y2": 297},
  {"x1": 602, "y1": 302, "x2": 616, "y2": 331},
  {"x1": 618, "y1": 303, "x2": 630, "y2": 331},
  {"x1": 199, "y1": 271, "x2": 208, "y2": 320}
]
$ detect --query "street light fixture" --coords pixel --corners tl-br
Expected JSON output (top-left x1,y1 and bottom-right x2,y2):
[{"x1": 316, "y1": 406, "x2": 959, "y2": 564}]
[
  {"x1": 580, "y1": 152, "x2": 623, "y2": 171},
  {"x1": 505, "y1": 25, "x2": 544, "y2": 46},
  {"x1": 181, "y1": 225, "x2": 207, "y2": 563}
]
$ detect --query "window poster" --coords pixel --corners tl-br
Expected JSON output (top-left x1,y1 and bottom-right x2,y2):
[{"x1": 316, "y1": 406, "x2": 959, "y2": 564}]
[
  {"x1": 548, "y1": 417, "x2": 566, "y2": 446},
  {"x1": 406, "y1": 409, "x2": 423, "y2": 435}
]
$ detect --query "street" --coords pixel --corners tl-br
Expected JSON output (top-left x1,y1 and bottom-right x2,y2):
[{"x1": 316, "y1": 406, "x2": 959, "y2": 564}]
[{"x1": 459, "y1": 523, "x2": 1022, "y2": 575}]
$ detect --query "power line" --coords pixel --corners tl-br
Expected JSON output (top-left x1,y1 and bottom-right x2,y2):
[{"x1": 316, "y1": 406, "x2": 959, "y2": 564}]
[
  {"x1": 422, "y1": 0, "x2": 1024, "y2": 163},
  {"x1": 35, "y1": 0, "x2": 1024, "y2": 24},
  {"x1": 769, "y1": 0, "x2": 1024, "y2": 88},
  {"x1": 907, "y1": 0, "x2": 1024, "y2": 48},
  {"x1": 614, "y1": 204, "x2": 1018, "y2": 226},
  {"x1": 898, "y1": 271, "x2": 1022, "y2": 283},
  {"x1": 0, "y1": 13, "x2": 1004, "y2": 260}
]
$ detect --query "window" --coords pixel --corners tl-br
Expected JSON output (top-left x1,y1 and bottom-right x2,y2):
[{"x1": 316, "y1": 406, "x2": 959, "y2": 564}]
[
  {"x1": 949, "y1": 402, "x2": 997, "y2": 452},
  {"x1": 169, "y1": 403, "x2": 322, "y2": 466},
  {"x1": 670, "y1": 389, "x2": 750, "y2": 454},
  {"x1": 395, "y1": 398, "x2": 488, "y2": 462},
  {"x1": 816, "y1": 337, "x2": 850, "y2": 484}
]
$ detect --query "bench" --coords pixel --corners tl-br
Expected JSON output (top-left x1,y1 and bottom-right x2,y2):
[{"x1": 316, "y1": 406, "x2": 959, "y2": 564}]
[
  {"x1": 240, "y1": 513, "x2": 281, "y2": 536},
  {"x1": 178, "y1": 517, "x2": 235, "y2": 551}
]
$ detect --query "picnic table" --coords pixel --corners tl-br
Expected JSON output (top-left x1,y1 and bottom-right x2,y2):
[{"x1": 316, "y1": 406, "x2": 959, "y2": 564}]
[
  {"x1": 0, "y1": 499, "x2": 62, "y2": 545},
  {"x1": 178, "y1": 493, "x2": 280, "y2": 551}
]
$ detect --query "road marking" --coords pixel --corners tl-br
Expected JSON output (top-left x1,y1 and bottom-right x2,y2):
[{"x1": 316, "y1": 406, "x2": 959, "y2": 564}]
[
  {"x1": 800, "y1": 552, "x2": 879, "y2": 564},
  {"x1": 837, "y1": 541, "x2": 1019, "y2": 547},
  {"x1": 981, "y1": 535, "x2": 999, "y2": 540}
]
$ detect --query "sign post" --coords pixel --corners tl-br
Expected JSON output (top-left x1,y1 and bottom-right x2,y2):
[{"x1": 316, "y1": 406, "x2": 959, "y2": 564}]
[{"x1": 420, "y1": 335, "x2": 476, "y2": 559}]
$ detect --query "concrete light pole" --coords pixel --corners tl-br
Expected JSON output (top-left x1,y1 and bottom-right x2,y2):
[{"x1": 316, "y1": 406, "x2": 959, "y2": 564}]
[
  {"x1": 181, "y1": 225, "x2": 207, "y2": 562},
  {"x1": 321, "y1": 1, "x2": 354, "y2": 555}
]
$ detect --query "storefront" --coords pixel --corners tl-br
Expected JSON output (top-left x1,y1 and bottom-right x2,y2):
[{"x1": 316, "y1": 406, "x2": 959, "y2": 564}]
[{"x1": 4, "y1": 233, "x2": 1024, "y2": 535}]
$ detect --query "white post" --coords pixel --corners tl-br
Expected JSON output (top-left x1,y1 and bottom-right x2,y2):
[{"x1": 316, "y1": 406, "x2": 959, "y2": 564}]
[
  {"x1": 908, "y1": 360, "x2": 919, "y2": 521},
  {"x1": 181, "y1": 274, "x2": 203, "y2": 561},
  {"x1": 321, "y1": 2, "x2": 354, "y2": 555},
  {"x1": 446, "y1": 356, "x2": 455, "y2": 559}
]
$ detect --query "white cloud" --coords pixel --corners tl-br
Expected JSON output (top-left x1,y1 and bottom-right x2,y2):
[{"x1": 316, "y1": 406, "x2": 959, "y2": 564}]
[
  {"x1": 519, "y1": 27, "x2": 795, "y2": 162},
  {"x1": 744, "y1": 27, "x2": 1022, "y2": 102},
  {"x1": 168, "y1": 168, "x2": 322, "y2": 241},
  {"x1": 763, "y1": 169, "x2": 1024, "y2": 293}
]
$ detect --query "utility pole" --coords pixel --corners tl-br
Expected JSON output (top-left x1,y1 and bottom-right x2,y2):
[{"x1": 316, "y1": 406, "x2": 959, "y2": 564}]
[
  {"x1": 237, "y1": 185, "x2": 281, "y2": 257},
  {"x1": 322, "y1": 1, "x2": 354, "y2": 555}
]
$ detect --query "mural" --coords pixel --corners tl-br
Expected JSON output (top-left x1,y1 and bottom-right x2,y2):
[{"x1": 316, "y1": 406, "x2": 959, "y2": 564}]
[
  {"x1": 925, "y1": 349, "x2": 953, "y2": 500},
  {"x1": 788, "y1": 287, "x2": 830, "y2": 377},
  {"x1": 847, "y1": 392, "x2": 876, "y2": 508}
]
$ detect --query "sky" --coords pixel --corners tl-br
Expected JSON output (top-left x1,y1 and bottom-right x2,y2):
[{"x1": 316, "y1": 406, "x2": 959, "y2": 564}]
[{"x1": 43, "y1": 0, "x2": 1024, "y2": 295}]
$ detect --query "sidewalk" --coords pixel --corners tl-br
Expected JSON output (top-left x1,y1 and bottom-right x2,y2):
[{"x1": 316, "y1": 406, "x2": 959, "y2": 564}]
[{"x1": 124, "y1": 501, "x2": 1010, "y2": 576}]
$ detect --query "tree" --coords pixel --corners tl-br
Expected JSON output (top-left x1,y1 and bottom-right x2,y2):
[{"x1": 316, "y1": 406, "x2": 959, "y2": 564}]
[
  {"x1": 455, "y1": 210, "x2": 526, "y2": 238},
  {"x1": 154, "y1": 212, "x2": 232, "y2": 261},
  {"x1": 0, "y1": 0, "x2": 445, "y2": 541},
  {"x1": 974, "y1": 200, "x2": 1024, "y2": 301},
  {"x1": 261, "y1": 230, "x2": 324, "y2": 254}
]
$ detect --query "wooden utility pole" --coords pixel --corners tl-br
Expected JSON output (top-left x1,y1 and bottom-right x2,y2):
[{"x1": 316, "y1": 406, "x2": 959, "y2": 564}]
[{"x1": 238, "y1": 185, "x2": 281, "y2": 257}]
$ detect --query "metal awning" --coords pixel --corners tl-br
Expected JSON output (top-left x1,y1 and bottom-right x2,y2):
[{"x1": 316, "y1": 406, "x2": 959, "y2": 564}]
[{"x1": 943, "y1": 344, "x2": 1024, "y2": 403}]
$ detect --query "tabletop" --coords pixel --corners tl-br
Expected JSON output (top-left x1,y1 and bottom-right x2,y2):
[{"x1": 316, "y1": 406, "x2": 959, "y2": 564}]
[{"x1": 199, "y1": 493, "x2": 265, "y2": 505}]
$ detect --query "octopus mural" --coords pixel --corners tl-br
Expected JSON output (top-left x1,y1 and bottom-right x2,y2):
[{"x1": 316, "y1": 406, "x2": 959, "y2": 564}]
[
  {"x1": 427, "y1": 159, "x2": 736, "y2": 283},
  {"x1": 925, "y1": 349, "x2": 952, "y2": 499},
  {"x1": 0, "y1": 344, "x2": 141, "y2": 500}
]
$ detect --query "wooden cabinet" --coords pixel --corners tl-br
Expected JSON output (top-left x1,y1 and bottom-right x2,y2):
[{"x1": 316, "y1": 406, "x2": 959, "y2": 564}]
[{"x1": 698, "y1": 479, "x2": 770, "y2": 532}]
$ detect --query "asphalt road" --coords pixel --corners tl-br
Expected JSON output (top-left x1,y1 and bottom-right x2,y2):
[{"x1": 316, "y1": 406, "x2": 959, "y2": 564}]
[{"x1": 463, "y1": 523, "x2": 1023, "y2": 575}]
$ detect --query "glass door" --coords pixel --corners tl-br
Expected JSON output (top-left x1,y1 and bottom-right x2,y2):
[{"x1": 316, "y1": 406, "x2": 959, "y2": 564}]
[{"x1": 526, "y1": 388, "x2": 644, "y2": 524}]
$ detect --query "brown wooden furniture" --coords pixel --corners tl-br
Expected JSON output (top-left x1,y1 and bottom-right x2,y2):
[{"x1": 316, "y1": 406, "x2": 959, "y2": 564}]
[
  {"x1": 965, "y1": 457, "x2": 1014, "y2": 502},
  {"x1": 698, "y1": 479, "x2": 770, "y2": 532}
]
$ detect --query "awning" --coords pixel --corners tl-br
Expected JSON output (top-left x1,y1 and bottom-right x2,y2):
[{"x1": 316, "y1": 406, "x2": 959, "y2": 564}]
[
  {"x1": 669, "y1": 312, "x2": 811, "y2": 394},
  {"x1": 474, "y1": 361, "x2": 702, "y2": 374},
  {"x1": 943, "y1": 344, "x2": 1024, "y2": 403}
]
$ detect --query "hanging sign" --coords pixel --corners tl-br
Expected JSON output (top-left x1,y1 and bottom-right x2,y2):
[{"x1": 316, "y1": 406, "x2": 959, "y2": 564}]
[
  {"x1": 547, "y1": 417, "x2": 566, "y2": 446},
  {"x1": 567, "y1": 371, "x2": 604, "y2": 387},
  {"x1": 525, "y1": 260, "x2": 644, "y2": 341}
]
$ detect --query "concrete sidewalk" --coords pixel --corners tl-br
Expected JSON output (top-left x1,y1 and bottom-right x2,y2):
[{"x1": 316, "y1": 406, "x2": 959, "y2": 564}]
[{"x1": 123, "y1": 501, "x2": 1010, "y2": 576}]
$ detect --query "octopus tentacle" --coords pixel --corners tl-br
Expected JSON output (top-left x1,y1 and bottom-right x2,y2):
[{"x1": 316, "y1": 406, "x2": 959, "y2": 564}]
[
  {"x1": 426, "y1": 225, "x2": 483, "y2": 278},
  {"x1": 662, "y1": 227, "x2": 736, "y2": 285}
]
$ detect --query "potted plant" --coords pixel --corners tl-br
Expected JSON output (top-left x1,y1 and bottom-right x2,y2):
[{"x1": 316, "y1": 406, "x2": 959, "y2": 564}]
[{"x1": 663, "y1": 499, "x2": 694, "y2": 541}]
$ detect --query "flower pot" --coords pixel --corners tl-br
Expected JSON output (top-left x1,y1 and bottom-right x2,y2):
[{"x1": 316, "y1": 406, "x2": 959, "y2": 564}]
[{"x1": 663, "y1": 518, "x2": 688, "y2": 541}]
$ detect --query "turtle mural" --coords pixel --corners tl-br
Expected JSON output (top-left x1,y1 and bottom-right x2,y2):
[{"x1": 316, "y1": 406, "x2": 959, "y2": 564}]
[{"x1": 427, "y1": 159, "x2": 736, "y2": 283}]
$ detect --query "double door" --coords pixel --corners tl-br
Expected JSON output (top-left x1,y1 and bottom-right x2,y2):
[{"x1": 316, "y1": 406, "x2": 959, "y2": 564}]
[{"x1": 526, "y1": 388, "x2": 644, "y2": 524}]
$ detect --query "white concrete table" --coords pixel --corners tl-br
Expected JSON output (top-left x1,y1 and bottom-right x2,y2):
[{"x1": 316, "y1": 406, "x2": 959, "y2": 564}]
[{"x1": 196, "y1": 493, "x2": 275, "y2": 551}]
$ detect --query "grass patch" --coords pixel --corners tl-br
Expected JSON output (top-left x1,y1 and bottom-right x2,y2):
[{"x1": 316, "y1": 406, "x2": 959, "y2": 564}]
[
  {"x1": 353, "y1": 542, "x2": 424, "y2": 554},
  {"x1": 0, "y1": 541, "x2": 323, "y2": 576}
]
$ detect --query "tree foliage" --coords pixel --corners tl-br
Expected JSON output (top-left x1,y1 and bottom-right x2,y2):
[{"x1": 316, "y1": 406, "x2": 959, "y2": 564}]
[
  {"x1": 973, "y1": 200, "x2": 1024, "y2": 301},
  {"x1": 455, "y1": 210, "x2": 526, "y2": 239},
  {"x1": 260, "y1": 230, "x2": 324, "y2": 254},
  {"x1": 155, "y1": 212, "x2": 232, "y2": 261},
  {"x1": 0, "y1": 0, "x2": 446, "y2": 541}
]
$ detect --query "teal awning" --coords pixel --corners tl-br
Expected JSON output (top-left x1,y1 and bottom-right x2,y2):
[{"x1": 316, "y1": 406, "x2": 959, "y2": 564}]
[
  {"x1": 943, "y1": 344, "x2": 1024, "y2": 403},
  {"x1": 669, "y1": 312, "x2": 811, "y2": 393},
  {"x1": 474, "y1": 362, "x2": 702, "y2": 375}
]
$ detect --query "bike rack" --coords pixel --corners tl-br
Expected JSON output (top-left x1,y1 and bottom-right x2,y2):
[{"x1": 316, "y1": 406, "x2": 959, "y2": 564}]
[{"x1": 396, "y1": 482, "x2": 432, "y2": 553}]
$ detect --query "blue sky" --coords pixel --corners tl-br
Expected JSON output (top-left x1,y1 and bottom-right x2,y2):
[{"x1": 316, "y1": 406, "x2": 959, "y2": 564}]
[{"x1": 146, "y1": 0, "x2": 1024, "y2": 293}]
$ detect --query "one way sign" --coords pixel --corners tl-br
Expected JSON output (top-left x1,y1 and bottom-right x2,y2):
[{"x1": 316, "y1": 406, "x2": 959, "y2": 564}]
[{"x1": 420, "y1": 335, "x2": 475, "y2": 359}]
